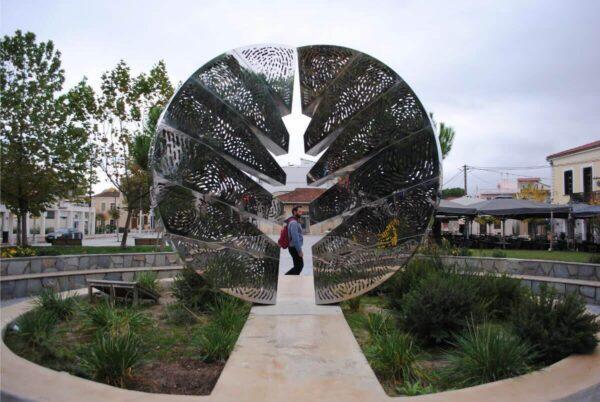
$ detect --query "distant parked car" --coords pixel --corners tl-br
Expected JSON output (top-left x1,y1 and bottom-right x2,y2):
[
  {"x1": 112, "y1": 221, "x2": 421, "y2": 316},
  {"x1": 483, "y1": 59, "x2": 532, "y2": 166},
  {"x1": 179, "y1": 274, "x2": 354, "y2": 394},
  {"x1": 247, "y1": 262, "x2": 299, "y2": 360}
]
[{"x1": 45, "y1": 228, "x2": 83, "y2": 243}]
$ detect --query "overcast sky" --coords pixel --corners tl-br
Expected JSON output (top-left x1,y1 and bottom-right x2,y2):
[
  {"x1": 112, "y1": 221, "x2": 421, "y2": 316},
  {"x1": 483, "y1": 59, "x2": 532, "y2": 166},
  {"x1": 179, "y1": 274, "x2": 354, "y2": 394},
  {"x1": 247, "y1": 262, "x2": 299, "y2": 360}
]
[{"x1": 2, "y1": 0, "x2": 599, "y2": 195}]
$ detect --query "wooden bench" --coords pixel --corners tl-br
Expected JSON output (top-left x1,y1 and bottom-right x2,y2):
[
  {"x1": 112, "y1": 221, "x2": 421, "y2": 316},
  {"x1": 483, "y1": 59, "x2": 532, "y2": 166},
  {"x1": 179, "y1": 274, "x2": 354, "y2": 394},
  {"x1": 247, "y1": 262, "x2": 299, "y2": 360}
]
[
  {"x1": 87, "y1": 279, "x2": 160, "y2": 305},
  {"x1": 134, "y1": 237, "x2": 162, "y2": 246},
  {"x1": 52, "y1": 238, "x2": 82, "y2": 246}
]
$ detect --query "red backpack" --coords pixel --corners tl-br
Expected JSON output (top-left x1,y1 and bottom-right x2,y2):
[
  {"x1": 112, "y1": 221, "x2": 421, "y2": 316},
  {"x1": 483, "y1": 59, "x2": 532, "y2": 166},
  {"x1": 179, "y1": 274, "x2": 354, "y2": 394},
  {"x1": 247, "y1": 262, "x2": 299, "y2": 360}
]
[{"x1": 278, "y1": 218, "x2": 295, "y2": 249}]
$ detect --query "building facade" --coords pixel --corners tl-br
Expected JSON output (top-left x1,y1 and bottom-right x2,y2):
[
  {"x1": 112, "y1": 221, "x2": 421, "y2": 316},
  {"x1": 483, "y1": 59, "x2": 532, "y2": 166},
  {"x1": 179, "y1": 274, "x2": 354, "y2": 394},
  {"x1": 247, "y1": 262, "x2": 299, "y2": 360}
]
[
  {"x1": 547, "y1": 140, "x2": 600, "y2": 242},
  {"x1": 91, "y1": 188, "x2": 154, "y2": 232},
  {"x1": 547, "y1": 140, "x2": 600, "y2": 205},
  {"x1": 0, "y1": 200, "x2": 95, "y2": 245}
]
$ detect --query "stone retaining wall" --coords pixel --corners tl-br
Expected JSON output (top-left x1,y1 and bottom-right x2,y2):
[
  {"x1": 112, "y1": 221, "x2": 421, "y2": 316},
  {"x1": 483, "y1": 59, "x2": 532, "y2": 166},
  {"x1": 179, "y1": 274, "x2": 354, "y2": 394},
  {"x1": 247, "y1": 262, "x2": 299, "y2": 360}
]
[
  {"x1": 0, "y1": 252, "x2": 182, "y2": 300},
  {"x1": 1, "y1": 267, "x2": 182, "y2": 300},
  {"x1": 1, "y1": 252, "x2": 180, "y2": 276},
  {"x1": 436, "y1": 255, "x2": 600, "y2": 281},
  {"x1": 427, "y1": 255, "x2": 600, "y2": 305}
]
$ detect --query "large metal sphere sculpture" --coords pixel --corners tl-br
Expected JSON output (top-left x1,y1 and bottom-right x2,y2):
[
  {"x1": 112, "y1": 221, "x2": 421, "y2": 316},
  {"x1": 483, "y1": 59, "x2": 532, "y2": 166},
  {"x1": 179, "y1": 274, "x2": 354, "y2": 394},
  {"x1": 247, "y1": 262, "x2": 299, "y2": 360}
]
[{"x1": 150, "y1": 44, "x2": 441, "y2": 305}]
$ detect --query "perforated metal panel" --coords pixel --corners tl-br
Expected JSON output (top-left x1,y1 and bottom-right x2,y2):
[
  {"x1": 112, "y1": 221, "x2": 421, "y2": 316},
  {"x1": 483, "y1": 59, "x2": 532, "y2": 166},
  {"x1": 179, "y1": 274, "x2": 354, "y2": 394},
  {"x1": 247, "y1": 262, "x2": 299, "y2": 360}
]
[
  {"x1": 151, "y1": 44, "x2": 441, "y2": 305},
  {"x1": 151, "y1": 45, "x2": 294, "y2": 304},
  {"x1": 299, "y1": 45, "x2": 442, "y2": 304}
]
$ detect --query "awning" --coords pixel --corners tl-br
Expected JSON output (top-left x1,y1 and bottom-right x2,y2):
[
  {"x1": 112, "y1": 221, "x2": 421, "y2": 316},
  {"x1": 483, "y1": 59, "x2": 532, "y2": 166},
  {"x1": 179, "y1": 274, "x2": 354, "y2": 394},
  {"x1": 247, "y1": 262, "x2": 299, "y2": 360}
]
[
  {"x1": 436, "y1": 200, "x2": 477, "y2": 217},
  {"x1": 470, "y1": 198, "x2": 570, "y2": 219},
  {"x1": 571, "y1": 203, "x2": 600, "y2": 218}
]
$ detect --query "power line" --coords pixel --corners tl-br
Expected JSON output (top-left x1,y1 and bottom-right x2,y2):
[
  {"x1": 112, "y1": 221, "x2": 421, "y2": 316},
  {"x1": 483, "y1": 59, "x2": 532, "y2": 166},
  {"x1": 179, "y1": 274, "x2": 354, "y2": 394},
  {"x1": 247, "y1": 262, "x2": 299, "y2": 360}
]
[
  {"x1": 469, "y1": 167, "x2": 551, "y2": 181},
  {"x1": 442, "y1": 168, "x2": 463, "y2": 187},
  {"x1": 468, "y1": 165, "x2": 550, "y2": 170}
]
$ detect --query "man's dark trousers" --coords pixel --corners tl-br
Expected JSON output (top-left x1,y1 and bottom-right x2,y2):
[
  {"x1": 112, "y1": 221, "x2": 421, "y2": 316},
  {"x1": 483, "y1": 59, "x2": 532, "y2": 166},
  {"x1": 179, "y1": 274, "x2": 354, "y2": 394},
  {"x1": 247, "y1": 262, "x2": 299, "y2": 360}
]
[{"x1": 285, "y1": 246, "x2": 304, "y2": 275}]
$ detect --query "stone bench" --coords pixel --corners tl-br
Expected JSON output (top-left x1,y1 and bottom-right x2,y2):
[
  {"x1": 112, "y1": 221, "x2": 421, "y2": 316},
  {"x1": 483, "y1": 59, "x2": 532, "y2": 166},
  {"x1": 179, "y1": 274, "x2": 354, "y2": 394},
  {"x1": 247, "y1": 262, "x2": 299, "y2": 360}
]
[
  {"x1": 1, "y1": 252, "x2": 180, "y2": 277},
  {"x1": 514, "y1": 274, "x2": 600, "y2": 305},
  {"x1": 0, "y1": 265, "x2": 183, "y2": 300}
]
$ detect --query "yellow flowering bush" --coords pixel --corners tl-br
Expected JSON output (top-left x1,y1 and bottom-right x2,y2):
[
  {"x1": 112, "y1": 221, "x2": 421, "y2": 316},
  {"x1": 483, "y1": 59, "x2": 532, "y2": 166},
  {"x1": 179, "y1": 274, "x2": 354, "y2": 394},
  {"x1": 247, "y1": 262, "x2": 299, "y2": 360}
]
[{"x1": 0, "y1": 247, "x2": 37, "y2": 258}]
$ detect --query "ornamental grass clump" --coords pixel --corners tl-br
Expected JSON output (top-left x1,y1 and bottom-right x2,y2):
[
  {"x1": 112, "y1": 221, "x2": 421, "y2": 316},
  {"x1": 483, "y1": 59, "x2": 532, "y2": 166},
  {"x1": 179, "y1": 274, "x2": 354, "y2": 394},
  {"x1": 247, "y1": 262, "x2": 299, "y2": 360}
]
[
  {"x1": 442, "y1": 322, "x2": 534, "y2": 387},
  {"x1": 136, "y1": 271, "x2": 160, "y2": 293},
  {"x1": 13, "y1": 309, "x2": 58, "y2": 347},
  {"x1": 82, "y1": 333, "x2": 143, "y2": 387},
  {"x1": 83, "y1": 302, "x2": 152, "y2": 336},
  {"x1": 193, "y1": 323, "x2": 239, "y2": 363},
  {"x1": 207, "y1": 296, "x2": 248, "y2": 333},
  {"x1": 365, "y1": 329, "x2": 425, "y2": 383},
  {"x1": 510, "y1": 285, "x2": 600, "y2": 365},
  {"x1": 363, "y1": 312, "x2": 395, "y2": 338},
  {"x1": 34, "y1": 288, "x2": 77, "y2": 320}
]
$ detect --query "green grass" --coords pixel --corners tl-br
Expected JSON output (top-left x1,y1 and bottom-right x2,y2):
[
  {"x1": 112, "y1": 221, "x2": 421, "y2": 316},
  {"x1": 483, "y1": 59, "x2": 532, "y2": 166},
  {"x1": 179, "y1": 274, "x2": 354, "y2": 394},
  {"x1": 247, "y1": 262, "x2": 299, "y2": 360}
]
[{"x1": 469, "y1": 249, "x2": 596, "y2": 263}]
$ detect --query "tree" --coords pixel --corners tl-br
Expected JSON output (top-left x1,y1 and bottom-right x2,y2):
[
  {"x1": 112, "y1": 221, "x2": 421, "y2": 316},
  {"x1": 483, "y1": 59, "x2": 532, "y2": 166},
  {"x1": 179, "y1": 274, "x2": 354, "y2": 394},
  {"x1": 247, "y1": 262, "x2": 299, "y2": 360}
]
[
  {"x1": 429, "y1": 113, "x2": 455, "y2": 159},
  {"x1": 0, "y1": 30, "x2": 96, "y2": 245},
  {"x1": 517, "y1": 186, "x2": 549, "y2": 203},
  {"x1": 442, "y1": 187, "x2": 466, "y2": 199},
  {"x1": 94, "y1": 60, "x2": 173, "y2": 247}
]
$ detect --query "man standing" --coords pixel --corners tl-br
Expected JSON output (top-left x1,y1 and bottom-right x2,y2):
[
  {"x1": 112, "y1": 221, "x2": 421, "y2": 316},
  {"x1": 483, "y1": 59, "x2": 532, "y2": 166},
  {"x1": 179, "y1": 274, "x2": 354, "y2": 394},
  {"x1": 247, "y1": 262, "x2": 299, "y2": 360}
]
[{"x1": 285, "y1": 206, "x2": 304, "y2": 275}]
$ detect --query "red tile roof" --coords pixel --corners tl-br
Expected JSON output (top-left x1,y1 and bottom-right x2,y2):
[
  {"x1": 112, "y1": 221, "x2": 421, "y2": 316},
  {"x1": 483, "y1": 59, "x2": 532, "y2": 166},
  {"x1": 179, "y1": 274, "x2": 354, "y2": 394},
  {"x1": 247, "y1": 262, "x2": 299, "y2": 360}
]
[
  {"x1": 93, "y1": 188, "x2": 121, "y2": 198},
  {"x1": 277, "y1": 188, "x2": 327, "y2": 203},
  {"x1": 547, "y1": 140, "x2": 600, "y2": 160}
]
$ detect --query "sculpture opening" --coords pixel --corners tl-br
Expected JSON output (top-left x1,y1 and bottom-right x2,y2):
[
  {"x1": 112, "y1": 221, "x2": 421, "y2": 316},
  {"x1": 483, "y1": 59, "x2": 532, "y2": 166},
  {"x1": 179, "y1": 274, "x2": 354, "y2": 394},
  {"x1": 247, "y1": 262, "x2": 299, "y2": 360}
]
[{"x1": 150, "y1": 45, "x2": 441, "y2": 305}]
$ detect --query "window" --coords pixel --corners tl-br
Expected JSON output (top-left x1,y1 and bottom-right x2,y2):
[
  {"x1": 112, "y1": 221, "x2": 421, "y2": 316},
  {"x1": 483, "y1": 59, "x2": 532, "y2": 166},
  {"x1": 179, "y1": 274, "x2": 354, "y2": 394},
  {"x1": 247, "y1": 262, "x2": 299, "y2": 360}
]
[
  {"x1": 564, "y1": 170, "x2": 573, "y2": 195},
  {"x1": 46, "y1": 210, "x2": 55, "y2": 219},
  {"x1": 101, "y1": 202, "x2": 106, "y2": 211},
  {"x1": 583, "y1": 167, "x2": 592, "y2": 194}
]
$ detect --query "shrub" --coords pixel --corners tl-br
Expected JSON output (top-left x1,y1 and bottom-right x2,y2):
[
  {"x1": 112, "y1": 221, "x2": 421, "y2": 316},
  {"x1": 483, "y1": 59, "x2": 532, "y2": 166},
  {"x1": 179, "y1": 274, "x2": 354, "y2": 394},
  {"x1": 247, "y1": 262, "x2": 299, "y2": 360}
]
[
  {"x1": 82, "y1": 333, "x2": 143, "y2": 387},
  {"x1": 588, "y1": 254, "x2": 600, "y2": 264},
  {"x1": 442, "y1": 322, "x2": 533, "y2": 387},
  {"x1": 473, "y1": 274, "x2": 526, "y2": 319},
  {"x1": 13, "y1": 309, "x2": 57, "y2": 346},
  {"x1": 34, "y1": 289, "x2": 77, "y2": 320},
  {"x1": 400, "y1": 271, "x2": 486, "y2": 345},
  {"x1": 208, "y1": 295, "x2": 248, "y2": 332},
  {"x1": 163, "y1": 303, "x2": 198, "y2": 326},
  {"x1": 510, "y1": 285, "x2": 600, "y2": 365},
  {"x1": 396, "y1": 381, "x2": 437, "y2": 396},
  {"x1": 136, "y1": 271, "x2": 160, "y2": 293},
  {"x1": 1, "y1": 246, "x2": 37, "y2": 258},
  {"x1": 83, "y1": 302, "x2": 152, "y2": 336},
  {"x1": 193, "y1": 323, "x2": 239, "y2": 363},
  {"x1": 491, "y1": 250, "x2": 507, "y2": 258},
  {"x1": 172, "y1": 267, "x2": 220, "y2": 311},
  {"x1": 365, "y1": 329, "x2": 424, "y2": 383},
  {"x1": 363, "y1": 312, "x2": 395, "y2": 338},
  {"x1": 386, "y1": 257, "x2": 443, "y2": 310}
]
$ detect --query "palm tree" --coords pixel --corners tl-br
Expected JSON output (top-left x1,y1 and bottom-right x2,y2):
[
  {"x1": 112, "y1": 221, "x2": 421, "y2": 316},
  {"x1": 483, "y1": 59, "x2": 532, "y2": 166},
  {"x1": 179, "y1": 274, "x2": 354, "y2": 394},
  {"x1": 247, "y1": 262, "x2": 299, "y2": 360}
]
[{"x1": 429, "y1": 113, "x2": 455, "y2": 159}]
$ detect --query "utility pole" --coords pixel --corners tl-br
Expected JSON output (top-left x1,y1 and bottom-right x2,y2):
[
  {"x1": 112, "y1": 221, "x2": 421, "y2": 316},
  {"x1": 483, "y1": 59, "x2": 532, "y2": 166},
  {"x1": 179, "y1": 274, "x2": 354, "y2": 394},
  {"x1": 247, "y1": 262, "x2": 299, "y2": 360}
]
[{"x1": 463, "y1": 165, "x2": 468, "y2": 195}]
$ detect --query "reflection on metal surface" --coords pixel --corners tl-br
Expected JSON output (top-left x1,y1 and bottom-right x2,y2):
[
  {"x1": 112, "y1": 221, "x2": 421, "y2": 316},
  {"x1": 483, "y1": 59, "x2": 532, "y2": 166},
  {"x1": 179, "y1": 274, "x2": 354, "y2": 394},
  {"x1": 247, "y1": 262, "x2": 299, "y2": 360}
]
[
  {"x1": 151, "y1": 45, "x2": 295, "y2": 304},
  {"x1": 151, "y1": 44, "x2": 440, "y2": 305},
  {"x1": 299, "y1": 45, "x2": 441, "y2": 304}
]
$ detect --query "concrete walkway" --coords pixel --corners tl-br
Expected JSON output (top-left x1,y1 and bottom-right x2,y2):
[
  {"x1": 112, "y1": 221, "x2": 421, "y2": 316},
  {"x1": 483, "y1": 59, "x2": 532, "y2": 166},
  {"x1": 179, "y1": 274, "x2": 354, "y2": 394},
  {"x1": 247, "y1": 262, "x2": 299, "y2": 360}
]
[
  {"x1": 211, "y1": 275, "x2": 387, "y2": 402},
  {"x1": 275, "y1": 234, "x2": 321, "y2": 276}
]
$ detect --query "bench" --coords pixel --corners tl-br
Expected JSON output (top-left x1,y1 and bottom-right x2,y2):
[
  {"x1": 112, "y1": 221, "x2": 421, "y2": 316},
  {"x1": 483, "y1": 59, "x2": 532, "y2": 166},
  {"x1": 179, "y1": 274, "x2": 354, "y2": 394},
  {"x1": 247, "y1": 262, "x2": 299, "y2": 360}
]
[
  {"x1": 87, "y1": 278, "x2": 160, "y2": 305},
  {"x1": 134, "y1": 237, "x2": 162, "y2": 246},
  {"x1": 51, "y1": 238, "x2": 82, "y2": 246}
]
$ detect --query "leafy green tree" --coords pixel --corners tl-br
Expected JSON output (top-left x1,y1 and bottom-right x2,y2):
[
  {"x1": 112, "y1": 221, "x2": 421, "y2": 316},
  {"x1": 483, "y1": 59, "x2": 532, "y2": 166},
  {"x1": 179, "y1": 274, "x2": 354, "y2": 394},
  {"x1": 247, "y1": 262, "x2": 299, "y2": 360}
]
[
  {"x1": 0, "y1": 30, "x2": 96, "y2": 245},
  {"x1": 442, "y1": 187, "x2": 466, "y2": 199},
  {"x1": 429, "y1": 113, "x2": 455, "y2": 159},
  {"x1": 94, "y1": 60, "x2": 172, "y2": 247}
]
